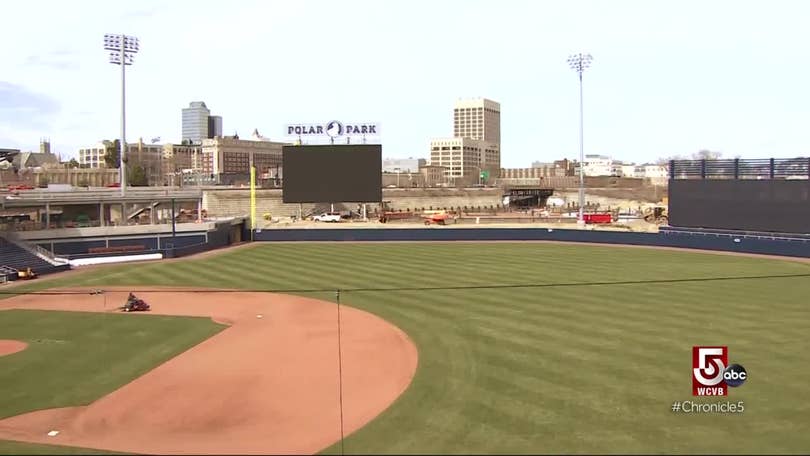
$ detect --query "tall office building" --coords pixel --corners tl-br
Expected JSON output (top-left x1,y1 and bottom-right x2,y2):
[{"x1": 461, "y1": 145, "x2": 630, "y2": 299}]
[
  {"x1": 182, "y1": 102, "x2": 223, "y2": 144},
  {"x1": 453, "y1": 98, "x2": 501, "y2": 144},
  {"x1": 429, "y1": 98, "x2": 501, "y2": 183},
  {"x1": 208, "y1": 115, "x2": 223, "y2": 139},
  {"x1": 182, "y1": 102, "x2": 210, "y2": 144}
]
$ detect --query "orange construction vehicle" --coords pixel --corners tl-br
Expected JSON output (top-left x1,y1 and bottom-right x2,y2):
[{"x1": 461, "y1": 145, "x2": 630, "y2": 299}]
[{"x1": 423, "y1": 210, "x2": 450, "y2": 225}]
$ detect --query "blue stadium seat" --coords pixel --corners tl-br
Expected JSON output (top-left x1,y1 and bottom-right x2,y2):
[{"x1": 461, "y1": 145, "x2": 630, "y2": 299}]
[{"x1": 0, "y1": 236, "x2": 69, "y2": 276}]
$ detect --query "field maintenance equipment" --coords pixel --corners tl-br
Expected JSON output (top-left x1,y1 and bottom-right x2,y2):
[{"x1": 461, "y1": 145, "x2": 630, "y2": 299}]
[
  {"x1": 640, "y1": 196, "x2": 669, "y2": 225},
  {"x1": 643, "y1": 206, "x2": 669, "y2": 225},
  {"x1": 121, "y1": 293, "x2": 151, "y2": 312},
  {"x1": 17, "y1": 267, "x2": 37, "y2": 280}
]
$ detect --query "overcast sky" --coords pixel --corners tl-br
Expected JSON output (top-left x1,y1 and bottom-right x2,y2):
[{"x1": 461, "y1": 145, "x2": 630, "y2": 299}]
[{"x1": 1, "y1": 0, "x2": 809, "y2": 167}]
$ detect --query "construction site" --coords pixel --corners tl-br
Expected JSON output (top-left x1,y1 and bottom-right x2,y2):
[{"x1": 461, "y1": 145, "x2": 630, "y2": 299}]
[
  {"x1": 202, "y1": 176, "x2": 669, "y2": 232},
  {"x1": 1, "y1": 176, "x2": 669, "y2": 235}
]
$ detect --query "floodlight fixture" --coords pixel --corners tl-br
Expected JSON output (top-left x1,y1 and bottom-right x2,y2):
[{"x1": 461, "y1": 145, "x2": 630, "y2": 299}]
[
  {"x1": 103, "y1": 33, "x2": 140, "y2": 196},
  {"x1": 567, "y1": 52, "x2": 593, "y2": 225}
]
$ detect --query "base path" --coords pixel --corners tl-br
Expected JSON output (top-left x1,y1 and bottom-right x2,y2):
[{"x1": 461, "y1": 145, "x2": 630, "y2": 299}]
[
  {"x1": 0, "y1": 340, "x2": 28, "y2": 357},
  {"x1": 0, "y1": 289, "x2": 418, "y2": 455}
]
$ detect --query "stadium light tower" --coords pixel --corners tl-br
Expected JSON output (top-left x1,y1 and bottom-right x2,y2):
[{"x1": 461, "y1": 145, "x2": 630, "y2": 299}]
[
  {"x1": 567, "y1": 52, "x2": 593, "y2": 226},
  {"x1": 104, "y1": 33, "x2": 139, "y2": 196}
]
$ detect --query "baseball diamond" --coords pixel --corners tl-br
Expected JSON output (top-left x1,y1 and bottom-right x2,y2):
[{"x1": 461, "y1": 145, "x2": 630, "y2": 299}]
[{"x1": 1, "y1": 242, "x2": 809, "y2": 454}]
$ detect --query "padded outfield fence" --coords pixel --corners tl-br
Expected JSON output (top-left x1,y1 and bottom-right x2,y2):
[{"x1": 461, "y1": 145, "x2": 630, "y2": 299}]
[{"x1": 252, "y1": 227, "x2": 810, "y2": 258}]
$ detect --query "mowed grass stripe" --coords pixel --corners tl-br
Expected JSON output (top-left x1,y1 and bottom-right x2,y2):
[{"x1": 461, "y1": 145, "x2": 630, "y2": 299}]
[
  {"x1": 214, "y1": 249, "x2": 398, "y2": 291},
  {"x1": 261, "y1": 244, "x2": 554, "y2": 288},
  {"x1": 348, "y1": 292, "x2": 676, "y2": 424},
  {"x1": 467, "y1": 328, "x2": 671, "y2": 398},
  {"x1": 5, "y1": 242, "x2": 810, "y2": 455},
  {"x1": 394, "y1": 289, "x2": 694, "y2": 356},
  {"x1": 206, "y1": 256, "x2": 310, "y2": 288},
  {"x1": 340, "y1": 284, "x2": 800, "y2": 424},
  {"x1": 314, "y1": 245, "x2": 810, "y2": 454}
]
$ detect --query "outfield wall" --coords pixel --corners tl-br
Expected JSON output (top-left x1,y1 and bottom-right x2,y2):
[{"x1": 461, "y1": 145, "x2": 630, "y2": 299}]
[{"x1": 252, "y1": 228, "x2": 810, "y2": 258}]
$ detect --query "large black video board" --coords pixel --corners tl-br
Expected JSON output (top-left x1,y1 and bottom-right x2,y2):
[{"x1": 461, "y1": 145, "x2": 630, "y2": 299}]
[
  {"x1": 282, "y1": 144, "x2": 382, "y2": 203},
  {"x1": 669, "y1": 179, "x2": 810, "y2": 233}
]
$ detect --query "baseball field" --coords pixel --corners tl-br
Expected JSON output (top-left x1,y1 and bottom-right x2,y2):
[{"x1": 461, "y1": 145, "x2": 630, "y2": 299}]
[{"x1": 1, "y1": 242, "x2": 810, "y2": 454}]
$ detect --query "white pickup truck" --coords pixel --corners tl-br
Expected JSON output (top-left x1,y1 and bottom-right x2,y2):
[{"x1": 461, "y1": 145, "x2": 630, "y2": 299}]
[{"x1": 312, "y1": 212, "x2": 342, "y2": 222}]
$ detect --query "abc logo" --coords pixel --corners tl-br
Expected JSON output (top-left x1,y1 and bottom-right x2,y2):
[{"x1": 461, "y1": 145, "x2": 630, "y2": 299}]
[{"x1": 724, "y1": 364, "x2": 747, "y2": 388}]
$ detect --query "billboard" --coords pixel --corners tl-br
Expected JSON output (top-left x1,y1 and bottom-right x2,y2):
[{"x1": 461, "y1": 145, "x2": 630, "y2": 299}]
[
  {"x1": 285, "y1": 121, "x2": 380, "y2": 141},
  {"x1": 669, "y1": 179, "x2": 810, "y2": 233},
  {"x1": 282, "y1": 144, "x2": 382, "y2": 203}
]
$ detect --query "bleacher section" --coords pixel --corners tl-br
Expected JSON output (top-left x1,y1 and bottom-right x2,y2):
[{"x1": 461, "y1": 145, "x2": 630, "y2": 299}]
[
  {"x1": 0, "y1": 265, "x2": 19, "y2": 283},
  {"x1": 0, "y1": 235, "x2": 71, "y2": 277}
]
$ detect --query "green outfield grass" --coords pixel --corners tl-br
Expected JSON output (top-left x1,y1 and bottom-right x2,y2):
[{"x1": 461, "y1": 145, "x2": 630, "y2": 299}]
[{"x1": 2, "y1": 242, "x2": 810, "y2": 454}]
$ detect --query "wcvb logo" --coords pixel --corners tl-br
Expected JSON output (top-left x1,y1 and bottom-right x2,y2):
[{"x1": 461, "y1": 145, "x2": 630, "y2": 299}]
[{"x1": 692, "y1": 346, "x2": 747, "y2": 396}]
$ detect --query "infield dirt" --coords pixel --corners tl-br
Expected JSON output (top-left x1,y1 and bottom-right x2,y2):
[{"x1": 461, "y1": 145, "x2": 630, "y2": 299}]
[
  {"x1": 0, "y1": 289, "x2": 418, "y2": 455},
  {"x1": 0, "y1": 340, "x2": 28, "y2": 357}
]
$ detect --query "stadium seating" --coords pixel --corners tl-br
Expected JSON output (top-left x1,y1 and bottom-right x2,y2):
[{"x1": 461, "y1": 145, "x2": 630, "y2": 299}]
[{"x1": 0, "y1": 235, "x2": 70, "y2": 276}]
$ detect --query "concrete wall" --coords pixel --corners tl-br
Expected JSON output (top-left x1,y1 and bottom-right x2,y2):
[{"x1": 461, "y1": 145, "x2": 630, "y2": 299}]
[
  {"x1": 582, "y1": 176, "x2": 647, "y2": 188},
  {"x1": 377, "y1": 188, "x2": 503, "y2": 211},
  {"x1": 201, "y1": 184, "x2": 669, "y2": 218},
  {"x1": 203, "y1": 189, "x2": 319, "y2": 218},
  {"x1": 202, "y1": 188, "x2": 505, "y2": 217},
  {"x1": 553, "y1": 190, "x2": 657, "y2": 211}
]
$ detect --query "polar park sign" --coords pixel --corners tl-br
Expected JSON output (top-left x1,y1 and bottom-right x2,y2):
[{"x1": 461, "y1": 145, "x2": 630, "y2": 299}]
[{"x1": 285, "y1": 120, "x2": 381, "y2": 140}]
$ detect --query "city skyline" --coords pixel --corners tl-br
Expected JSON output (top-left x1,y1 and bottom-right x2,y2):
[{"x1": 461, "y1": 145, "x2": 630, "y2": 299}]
[{"x1": 2, "y1": 0, "x2": 810, "y2": 167}]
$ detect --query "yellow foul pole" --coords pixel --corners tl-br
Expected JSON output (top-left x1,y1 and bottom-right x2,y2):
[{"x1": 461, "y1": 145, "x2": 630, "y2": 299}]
[{"x1": 250, "y1": 165, "x2": 257, "y2": 232}]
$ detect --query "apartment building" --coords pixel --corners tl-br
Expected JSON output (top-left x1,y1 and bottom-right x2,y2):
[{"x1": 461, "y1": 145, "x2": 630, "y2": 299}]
[
  {"x1": 201, "y1": 135, "x2": 291, "y2": 183},
  {"x1": 581, "y1": 154, "x2": 614, "y2": 176},
  {"x1": 77, "y1": 142, "x2": 108, "y2": 169}
]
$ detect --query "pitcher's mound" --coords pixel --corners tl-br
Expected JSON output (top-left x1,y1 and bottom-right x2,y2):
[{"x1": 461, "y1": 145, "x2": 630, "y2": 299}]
[{"x1": 0, "y1": 340, "x2": 28, "y2": 357}]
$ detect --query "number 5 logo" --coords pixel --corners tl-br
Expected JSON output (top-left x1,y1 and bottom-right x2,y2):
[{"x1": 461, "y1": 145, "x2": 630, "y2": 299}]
[{"x1": 693, "y1": 346, "x2": 727, "y2": 386}]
